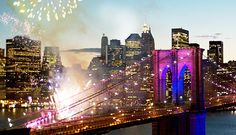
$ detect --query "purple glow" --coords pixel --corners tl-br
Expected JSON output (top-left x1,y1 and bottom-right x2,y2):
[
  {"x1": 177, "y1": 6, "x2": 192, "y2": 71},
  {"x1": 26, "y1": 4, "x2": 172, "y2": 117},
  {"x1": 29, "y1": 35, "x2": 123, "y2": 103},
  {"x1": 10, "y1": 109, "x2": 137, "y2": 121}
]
[{"x1": 153, "y1": 48, "x2": 203, "y2": 106}]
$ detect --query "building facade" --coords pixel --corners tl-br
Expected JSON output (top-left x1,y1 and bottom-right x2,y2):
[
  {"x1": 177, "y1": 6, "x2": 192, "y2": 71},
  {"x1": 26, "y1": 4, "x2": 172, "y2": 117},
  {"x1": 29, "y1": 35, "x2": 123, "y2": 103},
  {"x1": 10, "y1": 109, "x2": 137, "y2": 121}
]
[
  {"x1": 6, "y1": 36, "x2": 41, "y2": 100},
  {"x1": 41, "y1": 47, "x2": 63, "y2": 99},
  {"x1": 125, "y1": 33, "x2": 144, "y2": 107},
  {"x1": 0, "y1": 48, "x2": 6, "y2": 99},
  {"x1": 101, "y1": 34, "x2": 108, "y2": 60},
  {"x1": 172, "y1": 28, "x2": 189, "y2": 49},
  {"x1": 140, "y1": 24, "x2": 155, "y2": 105},
  {"x1": 207, "y1": 41, "x2": 223, "y2": 65}
]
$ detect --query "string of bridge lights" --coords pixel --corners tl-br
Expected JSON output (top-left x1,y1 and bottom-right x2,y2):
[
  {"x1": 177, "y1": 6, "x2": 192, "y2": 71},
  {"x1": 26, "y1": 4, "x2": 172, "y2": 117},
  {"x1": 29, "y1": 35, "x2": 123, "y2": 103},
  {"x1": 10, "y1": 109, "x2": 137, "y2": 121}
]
[
  {"x1": 25, "y1": 65, "x2": 146, "y2": 129},
  {"x1": 24, "y1": 51, "x2": 206, "y2": 129},
  {"x1": 203, "y1": 54, "x2": 236, "y2": 81},
  {"x1": 24, "y1": 56, "x2": 153, "y2": 129},
  {"x1": 15, "y1": 51, "x2": 236, "y2": 129},
  {"x1": 201, "y1": 54, "x2": 236, "y2": 94},
  {"x1": 25, "y1": 52, "x2": 198, "y2": 129}
]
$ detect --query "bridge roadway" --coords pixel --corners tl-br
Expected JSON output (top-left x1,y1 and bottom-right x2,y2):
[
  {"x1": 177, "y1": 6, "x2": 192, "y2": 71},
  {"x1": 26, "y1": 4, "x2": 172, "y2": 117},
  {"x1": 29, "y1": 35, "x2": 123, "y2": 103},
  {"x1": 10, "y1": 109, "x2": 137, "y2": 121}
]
[
  {"x1": 205, "y1": 95, "x2": 236, "y2": 110},
  {"x1": 28, "y1": 95, "x2": 236, "y2": 135}
]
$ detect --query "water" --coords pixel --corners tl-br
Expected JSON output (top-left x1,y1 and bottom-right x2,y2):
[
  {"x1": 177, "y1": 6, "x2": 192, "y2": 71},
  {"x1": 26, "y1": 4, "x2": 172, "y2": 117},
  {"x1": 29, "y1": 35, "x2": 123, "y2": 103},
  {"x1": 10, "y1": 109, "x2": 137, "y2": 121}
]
[
  {"x1": 206, "y1": 111, "x2": 236, "y2": 135},
  {"x1": 0, "y1": 108, "x2": 40, "y2": 130},
  {"x1": 1, "y1": 109, "x2": 236, "y2": 135},
  {"x1": 106, "y1": 111, "x2": 236, "y2": 135}
]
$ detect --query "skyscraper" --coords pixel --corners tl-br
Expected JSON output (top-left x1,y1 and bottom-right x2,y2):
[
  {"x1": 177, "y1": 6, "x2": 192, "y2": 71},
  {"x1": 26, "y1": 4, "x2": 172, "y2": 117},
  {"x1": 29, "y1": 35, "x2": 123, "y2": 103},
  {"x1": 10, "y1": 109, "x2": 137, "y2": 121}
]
[
  {"x1": 107, "y1": 39, "x2": 125, "y2": 108},
  {"x1": 141, "y1": 24, "x2": 155, "y2": 56},
  {"x1": 101, "y1": 34, "x2": 108, "y2": 61},
  {"x1": 108, "y1": 39, "x2": 125, "y2": 69},
  {"x1": 207, "y1": 41, "x2": 223, "y2": 65},
  {"x1": 0, "y1": 48, "x2": 6, "y2": 99},
  {"x1": 6, "y1": 36, "x2": 41, "y2": 100},
  {"x1": 140, "y1": 24, "x2": 155, "y2": 105},
  {"x1": 125, "y1": 34, "x2": 142, "y2": 61},
  {"x1": 125, "y1": 33, "x2": 144, "y2": 107},
  {"x1": 41, "y1": 46, "x2": 63, "y2": 99},
  {"x1": 42, "y1": 47, "x2": 62, "y2": 72},
  {"x1": 172, "y1": 28, "x2": 189, "y2": 49}
]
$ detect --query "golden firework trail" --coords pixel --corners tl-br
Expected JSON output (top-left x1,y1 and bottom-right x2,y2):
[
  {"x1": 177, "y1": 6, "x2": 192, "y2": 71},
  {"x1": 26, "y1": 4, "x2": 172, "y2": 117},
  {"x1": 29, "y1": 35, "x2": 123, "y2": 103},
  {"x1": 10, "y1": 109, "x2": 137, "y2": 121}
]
[{"x1": 13, "y1": 0, "x2": 82, "y2": 21}]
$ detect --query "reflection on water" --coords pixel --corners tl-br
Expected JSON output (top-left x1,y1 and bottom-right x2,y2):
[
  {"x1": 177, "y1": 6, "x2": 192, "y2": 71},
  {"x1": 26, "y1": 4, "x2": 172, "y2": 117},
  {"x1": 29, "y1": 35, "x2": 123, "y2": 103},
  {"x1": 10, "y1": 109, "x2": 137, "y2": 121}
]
[
  {"x1": 106, "y1": 112, "x2": 206, "y2": 135},
  {"x1": 206, "y1": 111, "x2": 236, "y2": 135},
  {"x1": 0, "y1": 108, "x2": 38, "y2": 130},
  {"x1": 190, "y1": 112, "x2": 206, "y2": 135}
]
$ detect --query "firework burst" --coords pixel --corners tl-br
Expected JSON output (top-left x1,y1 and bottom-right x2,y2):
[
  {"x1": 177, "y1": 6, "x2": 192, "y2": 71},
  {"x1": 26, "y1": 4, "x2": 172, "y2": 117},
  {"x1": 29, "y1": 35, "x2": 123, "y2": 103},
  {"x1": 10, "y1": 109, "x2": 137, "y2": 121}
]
[
  {"x1": 13, "y1": 0, "x2": 82, "y2": 22},
  {"x1": 0, "y1": 12, "x2": 32, "y2": 35}
]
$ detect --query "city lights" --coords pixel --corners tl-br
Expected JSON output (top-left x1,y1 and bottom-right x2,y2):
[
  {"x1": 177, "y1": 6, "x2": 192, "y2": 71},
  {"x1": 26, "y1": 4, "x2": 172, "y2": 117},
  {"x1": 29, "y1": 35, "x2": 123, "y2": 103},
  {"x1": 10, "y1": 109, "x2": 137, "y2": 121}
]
[{"x1": 0, "y1": 6, "x2": 235, "y2": 134}]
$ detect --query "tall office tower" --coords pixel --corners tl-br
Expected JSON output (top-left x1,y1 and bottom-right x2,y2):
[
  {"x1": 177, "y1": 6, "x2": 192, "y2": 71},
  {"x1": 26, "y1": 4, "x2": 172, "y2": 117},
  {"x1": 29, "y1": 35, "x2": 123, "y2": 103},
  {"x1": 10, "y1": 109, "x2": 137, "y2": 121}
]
[
  {"x1": 41, "y1": 47, "x2": 62, "y2": 99},
  {"x1": 101, "y1": 34, "x2": 108, "y2": 60},
  {"x1": 140, "y1": 24, "x2": 155, "y2": 105},
  {"x1": 125, "y1": 33, "x2": 144, "y2": 108},
  {"x1": 107, "y1": 39, "x2": 125, "y2": 108},
  {"x1": 172, "y1": 28, "x2": 189, "y2": 49},
  {"x1": 6, "y1": 36, "x2": 41, "y2": 100},
  {"x1": 0, "y1": 48, "x2": 6, "y2": 99},
  {"x1": 207, "y1": 41, "x2": 223, "y2": 65},
  {"x1": 42, "y1": 47, "x2": 62, "y2": 71},
  {"x1": 141, "y1": 24, "x2": 155, "y2": 56},
  {"x1": 108, "y1": 39, "x2": 125, "y2": 69}
]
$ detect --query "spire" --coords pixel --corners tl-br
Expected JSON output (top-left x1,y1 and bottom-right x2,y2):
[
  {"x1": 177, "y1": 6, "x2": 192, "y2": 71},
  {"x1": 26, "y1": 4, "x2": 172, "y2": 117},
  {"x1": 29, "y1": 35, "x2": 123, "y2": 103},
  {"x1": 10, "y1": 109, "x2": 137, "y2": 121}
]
[{"x1": 143, "y1": 23, "x2": 150, "y2": 33}]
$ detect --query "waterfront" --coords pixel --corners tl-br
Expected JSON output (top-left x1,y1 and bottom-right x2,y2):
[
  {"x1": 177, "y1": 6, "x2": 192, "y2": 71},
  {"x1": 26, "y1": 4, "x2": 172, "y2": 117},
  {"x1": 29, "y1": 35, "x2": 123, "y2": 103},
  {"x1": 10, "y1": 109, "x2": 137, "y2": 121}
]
[
  {"x1": 0, "y1": 108, "x2": 40, "y2": 130},
  {"x1": 1, "y1": 108, "x2": 236, "y2": 135}
]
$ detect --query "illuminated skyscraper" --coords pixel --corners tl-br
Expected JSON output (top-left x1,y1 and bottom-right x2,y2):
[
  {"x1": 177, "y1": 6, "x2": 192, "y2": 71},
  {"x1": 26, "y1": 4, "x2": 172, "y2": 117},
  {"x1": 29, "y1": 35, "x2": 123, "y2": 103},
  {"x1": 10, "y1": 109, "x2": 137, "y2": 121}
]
[
  {"x1": 41, "y1": 46, "x2": 63, "y2": 99},
  {"x1": 207, "y1": 41, "x2": 223, "y2": 65},
  {"x1": 6, "y1": 36, "x2": 41, "y2": 100},
  {"x1": 107, "y1": 39, "x2": 125, "y2": 107},
  {"x1": 0, "y1": 48, "x2": 6, "y2": 99},
  {"x1": 141, "y1": 24, "x2": 155, "y2": 56},
  {"x1": 140, "y1": 24, "x2": 155, "y2": 105},
  {"x1": 42, "y1": 47, "x2": 62, "y2": 72},
  {"x1": 125, "y1": 33, "x2": 144, "y2": 107},
  {"x1": 172, "y1": 28, "x2": 189, "y2": 49},
  {"x1": 108, "y1": 39, "x2": 125, "y2": 69}
]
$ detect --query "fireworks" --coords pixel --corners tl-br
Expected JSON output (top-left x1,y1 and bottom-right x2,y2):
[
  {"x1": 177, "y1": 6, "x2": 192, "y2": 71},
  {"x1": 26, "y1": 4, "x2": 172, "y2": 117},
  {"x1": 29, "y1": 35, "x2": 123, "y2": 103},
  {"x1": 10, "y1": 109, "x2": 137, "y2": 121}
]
[
  {"x1": 0, "y1": 12, "x2": 32, "y2": 35},
  {"x1": 13, "y1": 0, "x2": 82, "y2": 21}
]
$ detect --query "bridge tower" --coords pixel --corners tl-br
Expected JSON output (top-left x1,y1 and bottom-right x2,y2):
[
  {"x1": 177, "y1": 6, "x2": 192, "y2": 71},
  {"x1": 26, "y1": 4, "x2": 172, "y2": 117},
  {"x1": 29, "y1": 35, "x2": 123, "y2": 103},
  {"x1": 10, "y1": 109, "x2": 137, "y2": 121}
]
[{"x1": 153, "y1": 47, "x2": 205, "y2": 111}]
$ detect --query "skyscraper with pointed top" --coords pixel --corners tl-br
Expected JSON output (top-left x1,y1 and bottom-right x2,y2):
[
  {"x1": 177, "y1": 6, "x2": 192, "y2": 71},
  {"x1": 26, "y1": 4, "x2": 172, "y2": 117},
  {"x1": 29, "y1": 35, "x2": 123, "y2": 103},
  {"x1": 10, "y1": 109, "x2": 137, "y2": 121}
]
[
  {"x1": 141, "y1": 23, "x2": 155, "y2": 56},
  {"x1": 141, "y1": 24, "x2": 155, "y2": 104}
]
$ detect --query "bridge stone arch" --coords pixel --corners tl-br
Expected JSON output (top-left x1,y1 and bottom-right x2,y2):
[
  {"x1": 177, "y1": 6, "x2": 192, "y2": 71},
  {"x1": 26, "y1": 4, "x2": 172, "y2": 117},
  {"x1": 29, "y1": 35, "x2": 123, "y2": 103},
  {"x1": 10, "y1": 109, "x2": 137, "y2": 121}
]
[
  {"x1": 153, "y1": 48, "x2": 205, "y2": 111},
  {"x1": 178, "y1": 65, "x2": 191, "y2": 101},
  {"x1": 161, "y1": 66, "x2": 173, "y2": 103}
]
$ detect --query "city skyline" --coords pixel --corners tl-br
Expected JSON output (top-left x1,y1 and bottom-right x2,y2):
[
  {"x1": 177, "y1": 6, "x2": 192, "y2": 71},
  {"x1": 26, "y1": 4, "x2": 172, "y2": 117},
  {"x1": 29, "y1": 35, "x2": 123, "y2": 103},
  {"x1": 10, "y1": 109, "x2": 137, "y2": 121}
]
[
  {"x1": 1, "y1": 1, "x2": 236, "y2": 134},
  {"x1": 0, "y1": 0, "x2": 236, "y2": 63}
]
